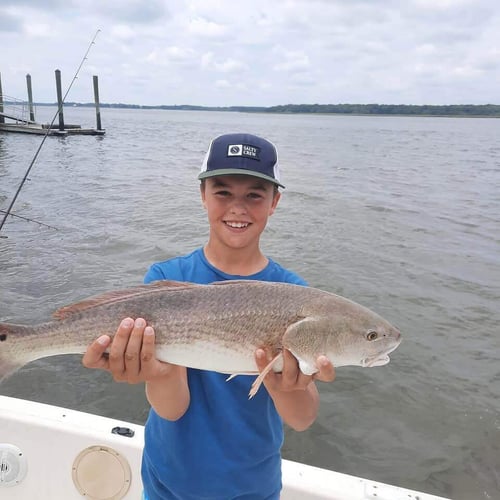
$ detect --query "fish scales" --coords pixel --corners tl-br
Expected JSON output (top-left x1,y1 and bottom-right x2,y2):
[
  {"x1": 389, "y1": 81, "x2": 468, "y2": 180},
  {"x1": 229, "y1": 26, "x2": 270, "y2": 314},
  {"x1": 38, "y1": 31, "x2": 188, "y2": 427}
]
[{"x1": 0, "y1": 280, "x2": 402, "y2": 396}]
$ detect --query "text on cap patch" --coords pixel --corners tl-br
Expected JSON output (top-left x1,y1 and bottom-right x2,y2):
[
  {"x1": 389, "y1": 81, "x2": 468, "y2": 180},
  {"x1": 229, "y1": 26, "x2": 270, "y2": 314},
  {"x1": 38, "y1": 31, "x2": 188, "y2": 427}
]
[{"x1": 227, "y1": 144, "x2": 261, "y2": 160}]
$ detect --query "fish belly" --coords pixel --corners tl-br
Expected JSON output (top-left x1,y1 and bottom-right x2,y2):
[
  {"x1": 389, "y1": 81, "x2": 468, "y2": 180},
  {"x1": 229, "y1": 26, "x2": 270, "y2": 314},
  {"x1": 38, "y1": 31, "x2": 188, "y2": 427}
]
[{"x1": 155, "y1": 341, "x2": 258, "y2": 375}]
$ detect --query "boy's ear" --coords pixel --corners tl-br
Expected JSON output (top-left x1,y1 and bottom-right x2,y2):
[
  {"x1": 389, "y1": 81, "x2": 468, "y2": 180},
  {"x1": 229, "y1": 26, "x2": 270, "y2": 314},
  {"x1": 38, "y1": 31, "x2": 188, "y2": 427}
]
[
  {"x1": 200, "y1": 183, "x2": 207, "y2": 208},
  {"x1": 269, "y1": 191, "x2": 281, "y2": 215}
]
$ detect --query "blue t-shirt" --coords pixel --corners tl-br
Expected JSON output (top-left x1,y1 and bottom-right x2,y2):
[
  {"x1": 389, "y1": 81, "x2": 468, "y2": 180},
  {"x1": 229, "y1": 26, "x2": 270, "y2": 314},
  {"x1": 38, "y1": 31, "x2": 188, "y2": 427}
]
[{"x1": 141, "y1": 248, "x2": 307, "y2": 500}]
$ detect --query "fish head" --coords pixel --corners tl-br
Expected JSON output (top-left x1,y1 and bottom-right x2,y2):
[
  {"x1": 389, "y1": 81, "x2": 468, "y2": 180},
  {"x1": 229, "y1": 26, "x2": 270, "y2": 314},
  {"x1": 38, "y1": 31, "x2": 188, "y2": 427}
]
[
  {"x1": 297, "y1": 293, "x2": 402, "y2": 369},
  {"x1": 324, "y1": 312, "x2": 402, "y2": 368},
  {"x1": 357, "y1": 323, "x2": 401, "y2": 367}
]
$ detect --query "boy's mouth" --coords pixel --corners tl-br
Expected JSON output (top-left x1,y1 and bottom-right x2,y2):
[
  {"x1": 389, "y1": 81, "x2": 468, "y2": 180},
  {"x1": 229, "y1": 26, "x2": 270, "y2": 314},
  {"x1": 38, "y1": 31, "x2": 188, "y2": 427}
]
[{"x1": 224, "y1": 221, "x2": 250, "y2": 229}]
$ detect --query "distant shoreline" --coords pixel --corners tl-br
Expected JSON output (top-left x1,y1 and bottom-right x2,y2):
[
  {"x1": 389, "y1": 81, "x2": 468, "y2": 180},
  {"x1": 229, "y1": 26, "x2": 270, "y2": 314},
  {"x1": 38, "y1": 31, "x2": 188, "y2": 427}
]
[{"x1": 32, "y1": 102, "x2": 500, "y2": 117}]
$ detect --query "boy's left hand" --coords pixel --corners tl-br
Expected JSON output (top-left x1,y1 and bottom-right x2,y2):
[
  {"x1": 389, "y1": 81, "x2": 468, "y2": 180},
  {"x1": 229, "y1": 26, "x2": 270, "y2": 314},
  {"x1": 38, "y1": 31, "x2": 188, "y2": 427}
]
[{"x1": 254, "y1": 348, "x2": 335, "y2": 394}]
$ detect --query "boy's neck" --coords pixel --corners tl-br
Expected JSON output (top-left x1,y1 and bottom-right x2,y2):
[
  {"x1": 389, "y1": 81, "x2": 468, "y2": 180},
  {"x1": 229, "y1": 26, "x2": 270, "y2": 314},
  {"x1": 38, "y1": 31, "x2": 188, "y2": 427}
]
[{"x1": 203, "y1": 242, "x2": 269, "y2": 276}]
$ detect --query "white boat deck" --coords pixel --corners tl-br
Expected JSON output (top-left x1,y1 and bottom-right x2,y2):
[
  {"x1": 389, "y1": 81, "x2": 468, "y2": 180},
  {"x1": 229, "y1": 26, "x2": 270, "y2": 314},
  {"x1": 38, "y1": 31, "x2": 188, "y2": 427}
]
[{"x1": 0, "y1": 395, "x2": 451, "y2": 500}]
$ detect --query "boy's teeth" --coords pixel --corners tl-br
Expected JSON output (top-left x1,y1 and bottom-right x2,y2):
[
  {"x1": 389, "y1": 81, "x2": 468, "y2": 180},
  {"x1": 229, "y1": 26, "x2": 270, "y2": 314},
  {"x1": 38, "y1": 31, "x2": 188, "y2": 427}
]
[{"x1": 226, "y1": 222, "x2": 248, "y2": 228}]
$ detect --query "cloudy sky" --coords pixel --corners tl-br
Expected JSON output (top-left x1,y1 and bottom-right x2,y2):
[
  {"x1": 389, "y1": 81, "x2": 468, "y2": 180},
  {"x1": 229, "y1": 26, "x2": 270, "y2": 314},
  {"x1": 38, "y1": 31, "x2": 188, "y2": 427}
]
[{"x1": 1, "y1": 0, "x2": 499, "y2": 107}]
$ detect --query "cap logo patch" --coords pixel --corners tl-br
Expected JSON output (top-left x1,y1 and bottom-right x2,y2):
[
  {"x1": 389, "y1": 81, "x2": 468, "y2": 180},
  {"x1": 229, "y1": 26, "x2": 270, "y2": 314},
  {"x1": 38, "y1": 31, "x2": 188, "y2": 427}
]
[{"x1": 227, "y1": 144, "x2": 260, "y2": 160}]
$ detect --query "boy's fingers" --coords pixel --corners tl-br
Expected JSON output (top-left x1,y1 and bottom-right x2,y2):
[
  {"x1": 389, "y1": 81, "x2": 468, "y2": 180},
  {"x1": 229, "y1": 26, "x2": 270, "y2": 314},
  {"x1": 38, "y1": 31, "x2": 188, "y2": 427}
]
[
  {"x1": 141, "y1": 326, "x2": 156, "y2": 365},
  {"x1": 82, "y1": 335, "x2": 111, "y2": 369},
  {"x1": 108, "y1": 318, "x2": 134, "y2": 375},
  {"x1": 124, "y1": 318, "x2": 147, "y2": 375},
  {"x1": 314, "y1": 355, "x2": 335, "y2": 382},
  {"x1": 281, "y1": 349, "x2": 300, "y2": 387},
  {"x1": 283, "y1": 350, "x2": 316, "y2": 390},
  {"x1": 254, "y1": 348, "x2": 269, "y2": 371},
  {"x1": 141, "y1": 327, "x2": 175, "y2": 379},
  {"x1": 140, "y1": 326, "x2": 157, "y2": 377}
]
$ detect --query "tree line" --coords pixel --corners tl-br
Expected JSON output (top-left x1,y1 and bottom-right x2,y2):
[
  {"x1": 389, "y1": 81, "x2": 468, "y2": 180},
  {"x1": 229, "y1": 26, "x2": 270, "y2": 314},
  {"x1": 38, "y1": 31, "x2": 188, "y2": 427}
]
[
  {"x1": 264, "y1": 103, "x2": 500, "y2": 116},
  {"x1": 44, "y1": 102, "x2": 500, "y2": 116}
]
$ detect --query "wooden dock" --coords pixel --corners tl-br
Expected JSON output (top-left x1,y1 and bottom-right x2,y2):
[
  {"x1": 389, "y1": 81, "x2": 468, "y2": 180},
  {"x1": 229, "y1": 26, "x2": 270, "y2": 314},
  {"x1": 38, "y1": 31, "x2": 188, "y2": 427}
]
[
  {"x1": 0, "y1": 118, "x2": 105, "y2": 136},
  {"x1": 0, "y1": 71, "x2": 105, "y2": 136}
]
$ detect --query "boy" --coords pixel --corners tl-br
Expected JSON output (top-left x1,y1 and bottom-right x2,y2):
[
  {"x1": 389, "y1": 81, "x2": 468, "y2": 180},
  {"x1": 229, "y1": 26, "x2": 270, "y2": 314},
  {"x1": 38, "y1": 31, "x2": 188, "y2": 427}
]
[{"x1": 83, "y1": 133, "x2": 335, "y2": 499}]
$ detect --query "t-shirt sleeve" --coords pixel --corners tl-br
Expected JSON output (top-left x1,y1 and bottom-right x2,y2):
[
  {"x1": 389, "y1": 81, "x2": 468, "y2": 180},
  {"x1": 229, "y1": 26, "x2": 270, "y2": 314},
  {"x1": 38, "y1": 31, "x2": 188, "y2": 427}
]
[
  {"x1": 144, "y1": 259, "x2": 188, "y2": 284},
  {"x1": 281, "y1": 270, "x2": 307, "y2": 286},
  {"x1": 144, "y1": 263, "x2": 166, "y2": 284},
  {"x1": 273, "y1": 264, "x2": 308, "y2": 286}
]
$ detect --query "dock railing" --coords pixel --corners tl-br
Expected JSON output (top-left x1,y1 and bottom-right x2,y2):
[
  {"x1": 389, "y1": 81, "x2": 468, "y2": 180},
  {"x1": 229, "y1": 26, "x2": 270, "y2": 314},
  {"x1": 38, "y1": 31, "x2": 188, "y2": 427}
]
[{"x1": 0, "y1": 95, "x2": 37, "y2": 124}]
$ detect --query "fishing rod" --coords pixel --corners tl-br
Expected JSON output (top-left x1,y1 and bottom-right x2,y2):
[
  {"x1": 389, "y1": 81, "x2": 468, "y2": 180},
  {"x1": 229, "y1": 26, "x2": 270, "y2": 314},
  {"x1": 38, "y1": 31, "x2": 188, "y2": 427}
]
[
  {"x1": 0, "y1": 29, "x2": 101, "y2": 235},
  {"x1": 0, "y1": 210, "x2": 58, "y2": 231}
]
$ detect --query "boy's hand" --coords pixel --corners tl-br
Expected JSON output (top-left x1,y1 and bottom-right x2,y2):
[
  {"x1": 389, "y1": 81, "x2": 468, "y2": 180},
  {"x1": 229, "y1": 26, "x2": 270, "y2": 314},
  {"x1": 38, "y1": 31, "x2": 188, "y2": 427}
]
[
  {"x1": 82, "y1": 318, "x2": 173, "y2": 384},
  {"x1": 254, "y1": 347, "x2": 335, "y2": 394}
]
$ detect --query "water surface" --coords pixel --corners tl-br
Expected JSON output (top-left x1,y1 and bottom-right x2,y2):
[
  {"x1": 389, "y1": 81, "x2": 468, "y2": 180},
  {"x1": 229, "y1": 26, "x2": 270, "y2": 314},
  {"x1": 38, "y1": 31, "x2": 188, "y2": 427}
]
[{"x1": 1, "y1": 108, "x2": 499, "y2": 499}]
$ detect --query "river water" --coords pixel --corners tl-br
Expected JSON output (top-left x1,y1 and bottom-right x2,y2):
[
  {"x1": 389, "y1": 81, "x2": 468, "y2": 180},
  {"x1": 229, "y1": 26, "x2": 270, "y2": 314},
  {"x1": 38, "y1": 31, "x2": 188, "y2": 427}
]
[{"x1": 1, "y1": 107, "x2": 499, "y2": 499}]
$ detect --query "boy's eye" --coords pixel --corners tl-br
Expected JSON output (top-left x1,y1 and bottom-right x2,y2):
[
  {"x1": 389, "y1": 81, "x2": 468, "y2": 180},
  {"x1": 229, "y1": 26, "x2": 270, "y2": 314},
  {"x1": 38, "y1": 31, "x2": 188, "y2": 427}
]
[
  {"x1": 247, "y1": 192, "x2": 263, "y2": 199},
  {"x1": 214, "y1": 190, "x2": 231, "y2": 196}
]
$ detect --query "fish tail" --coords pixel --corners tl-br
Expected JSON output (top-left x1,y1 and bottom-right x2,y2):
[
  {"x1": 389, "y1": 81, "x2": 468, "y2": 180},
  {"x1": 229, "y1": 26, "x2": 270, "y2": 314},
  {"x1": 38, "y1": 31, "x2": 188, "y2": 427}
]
[{"x1": 0, "y1": 323, "x2": 34, "y2": 381}]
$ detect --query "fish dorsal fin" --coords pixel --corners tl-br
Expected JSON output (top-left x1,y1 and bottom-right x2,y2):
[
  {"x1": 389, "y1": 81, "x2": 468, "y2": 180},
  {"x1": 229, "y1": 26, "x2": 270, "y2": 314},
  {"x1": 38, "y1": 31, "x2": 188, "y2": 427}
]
[
  {"x1": 52, "y1": 280, "x2": 198, "y2": 320},
  {"x1": 211, "y1": 279, "x2": 272, "y2": 286},
  {"x1": 211, "y1": 279, "x2": 249, "y2": 286}
]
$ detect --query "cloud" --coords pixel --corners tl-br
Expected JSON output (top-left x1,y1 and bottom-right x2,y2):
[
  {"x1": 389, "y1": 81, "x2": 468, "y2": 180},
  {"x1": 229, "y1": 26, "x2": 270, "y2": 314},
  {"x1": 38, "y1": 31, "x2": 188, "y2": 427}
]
[
  {"x1": 1, "y1": 0, "x2": 499, "y2": 106},
  {"x1": 0, "y1": 9, "x2": 23, "y2": 32},
  {"x1": 273, "y1": 50, "x2": 311, "y2": 73},
  {"x1": 92, "y1": 0, "x2": 169, "y2": 24},
  {"x1": 188, "y1": 17, "x2": 227, "y2": 38},
  {"x1": 215, "y1": 79, "x2": 231, "y2": 89},
  {"x1": 201, "y1": 53, "x2": 248, "y2": 73},
  {"x1": 110, "y1": 25, "x2": 137, "y2": 41},
  {"x1": 0, "y1": 0, "x2": 70, "y2": 7},
  {"x1": 147, "y1": 46, "x2": 196, "y2": 65},
  {"x1": 214, "y1": 58, "x2": 247, "y2": 73}
]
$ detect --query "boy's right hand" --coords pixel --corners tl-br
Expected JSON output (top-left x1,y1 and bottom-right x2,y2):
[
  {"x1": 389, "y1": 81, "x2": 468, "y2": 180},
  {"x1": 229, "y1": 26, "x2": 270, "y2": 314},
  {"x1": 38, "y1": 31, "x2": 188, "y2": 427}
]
[{"x1": 82, "y1": 317, "x2": 174, "y2": 384}]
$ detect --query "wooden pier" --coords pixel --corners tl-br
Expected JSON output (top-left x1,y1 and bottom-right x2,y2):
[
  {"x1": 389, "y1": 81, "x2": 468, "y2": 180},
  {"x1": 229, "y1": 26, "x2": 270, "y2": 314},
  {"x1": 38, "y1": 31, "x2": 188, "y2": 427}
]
[{"x1": 0, "y1": 70, "x2": 105, "y2": 136}]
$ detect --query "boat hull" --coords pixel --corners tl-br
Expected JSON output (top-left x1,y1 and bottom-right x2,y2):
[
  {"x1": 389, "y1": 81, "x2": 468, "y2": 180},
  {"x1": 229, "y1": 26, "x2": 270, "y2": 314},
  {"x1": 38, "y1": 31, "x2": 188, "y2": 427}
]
[{"x1": 0, "y1": 395, "x2": 449, "y2": 500}]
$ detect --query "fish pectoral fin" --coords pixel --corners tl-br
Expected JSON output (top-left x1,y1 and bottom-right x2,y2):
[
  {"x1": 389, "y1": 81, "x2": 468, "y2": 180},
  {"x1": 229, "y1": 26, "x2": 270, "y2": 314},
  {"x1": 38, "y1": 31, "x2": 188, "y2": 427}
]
[
  {"x1": 225, "y1": 371, "x2": 257, "y2": 382},
  {"x1": 295, "y1": 355, "x2": 319, "y2": 376},
  {"x1": 283, "y1": 317, "x2": 329, "y2": 375},
  {"x1": 248, "y1": 352, "x2": 283, "y2": 399}
]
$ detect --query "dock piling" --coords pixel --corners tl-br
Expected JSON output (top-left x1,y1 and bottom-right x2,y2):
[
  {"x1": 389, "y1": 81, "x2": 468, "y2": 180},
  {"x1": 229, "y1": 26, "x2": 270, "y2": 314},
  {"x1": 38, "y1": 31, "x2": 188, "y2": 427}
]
[
  {"x1": 26, "y1": 74, "x2": 35, "y2": 122},
  {"x1": 93, "y1": 75, "x2": 102, "y2": 131},
  {"x1": 55, "y1": 69, "x2": 65, "y2": 131},
  {"x1": 0, "y1": 73, "x2": 4, "y2": 124}
]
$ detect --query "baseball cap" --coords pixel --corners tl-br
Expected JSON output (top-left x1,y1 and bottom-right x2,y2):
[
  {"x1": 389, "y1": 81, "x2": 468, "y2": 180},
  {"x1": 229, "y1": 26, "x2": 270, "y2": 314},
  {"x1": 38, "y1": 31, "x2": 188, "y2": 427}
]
[{"x1": 198, "y1": 133, "x2": 284, "y2": 188}]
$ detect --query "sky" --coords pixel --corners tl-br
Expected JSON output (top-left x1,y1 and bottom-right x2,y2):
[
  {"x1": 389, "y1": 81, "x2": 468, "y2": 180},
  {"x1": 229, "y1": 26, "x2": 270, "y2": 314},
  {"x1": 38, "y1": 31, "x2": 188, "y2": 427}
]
[{"x1": 1, "y1": 0, "x2": 499, "y2": 107}]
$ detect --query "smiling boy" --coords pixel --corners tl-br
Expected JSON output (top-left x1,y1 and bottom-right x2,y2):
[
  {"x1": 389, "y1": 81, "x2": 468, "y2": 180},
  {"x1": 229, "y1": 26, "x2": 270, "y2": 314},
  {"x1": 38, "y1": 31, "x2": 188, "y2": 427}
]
[{"x1": 83, "y1": 132, "x2": 335, "y2": 499}]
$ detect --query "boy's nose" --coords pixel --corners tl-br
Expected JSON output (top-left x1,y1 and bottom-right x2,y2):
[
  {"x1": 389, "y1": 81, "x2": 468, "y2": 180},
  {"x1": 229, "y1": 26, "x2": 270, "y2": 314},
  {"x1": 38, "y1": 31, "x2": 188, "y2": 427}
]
[{"x1": 229, "y1": 200, "x2": 247, "y2": 214}]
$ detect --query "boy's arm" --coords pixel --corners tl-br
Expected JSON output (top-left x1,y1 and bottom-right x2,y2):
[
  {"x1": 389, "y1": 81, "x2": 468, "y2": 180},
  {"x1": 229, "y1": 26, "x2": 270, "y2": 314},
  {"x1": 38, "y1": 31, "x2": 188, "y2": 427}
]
[
  {"x1": 82, "y1": 318, "x2": 190, "y2": 421},
  {"x1": 255, "y1": 348, "x2": 335, "y2": 431},
  {"x1": 145, "y1": 365, "x2": 190, "y2": 421}
]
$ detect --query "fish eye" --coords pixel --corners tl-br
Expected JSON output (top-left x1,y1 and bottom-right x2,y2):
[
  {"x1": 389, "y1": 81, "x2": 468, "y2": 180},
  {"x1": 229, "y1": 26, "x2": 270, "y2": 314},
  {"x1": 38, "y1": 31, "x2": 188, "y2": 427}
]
[{"x1": 366, "y1": 330, "x2": 378, "y2": 341}]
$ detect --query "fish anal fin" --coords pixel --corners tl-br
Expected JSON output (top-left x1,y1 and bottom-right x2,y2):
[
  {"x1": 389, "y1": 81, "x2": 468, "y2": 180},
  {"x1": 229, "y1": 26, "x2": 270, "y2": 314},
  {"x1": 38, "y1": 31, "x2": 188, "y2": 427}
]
[
  {"x1": 52, "y1": 280, "x2": 198, "y2": 320},
  {"x1": 248, "y1": 352, "x2": 283, "y2": 399}
]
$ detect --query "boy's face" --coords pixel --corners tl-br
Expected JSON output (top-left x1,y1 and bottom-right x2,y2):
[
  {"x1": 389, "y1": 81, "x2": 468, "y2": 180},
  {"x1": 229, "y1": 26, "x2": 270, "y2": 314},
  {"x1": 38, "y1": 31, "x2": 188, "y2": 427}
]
[{"x1": 200, "y1": 175, "x2": 281, "y2": 251}]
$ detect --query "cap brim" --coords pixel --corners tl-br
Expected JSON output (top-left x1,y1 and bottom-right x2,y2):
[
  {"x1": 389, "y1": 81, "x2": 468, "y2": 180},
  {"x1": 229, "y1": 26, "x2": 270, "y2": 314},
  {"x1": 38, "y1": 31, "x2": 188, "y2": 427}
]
[{"x1": 198, "y1": 168, "x2": 285, "y2": 189}]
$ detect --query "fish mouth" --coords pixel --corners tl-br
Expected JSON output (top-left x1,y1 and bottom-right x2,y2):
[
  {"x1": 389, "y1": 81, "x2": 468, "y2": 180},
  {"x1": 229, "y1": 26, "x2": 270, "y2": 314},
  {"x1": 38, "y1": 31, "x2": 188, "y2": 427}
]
[
  {"x1": 363, "y1": 355, "x2": 390, "y2": 367},
  {"x1": 362, "y1": 341, "x2": 401, "y2": 368}
]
